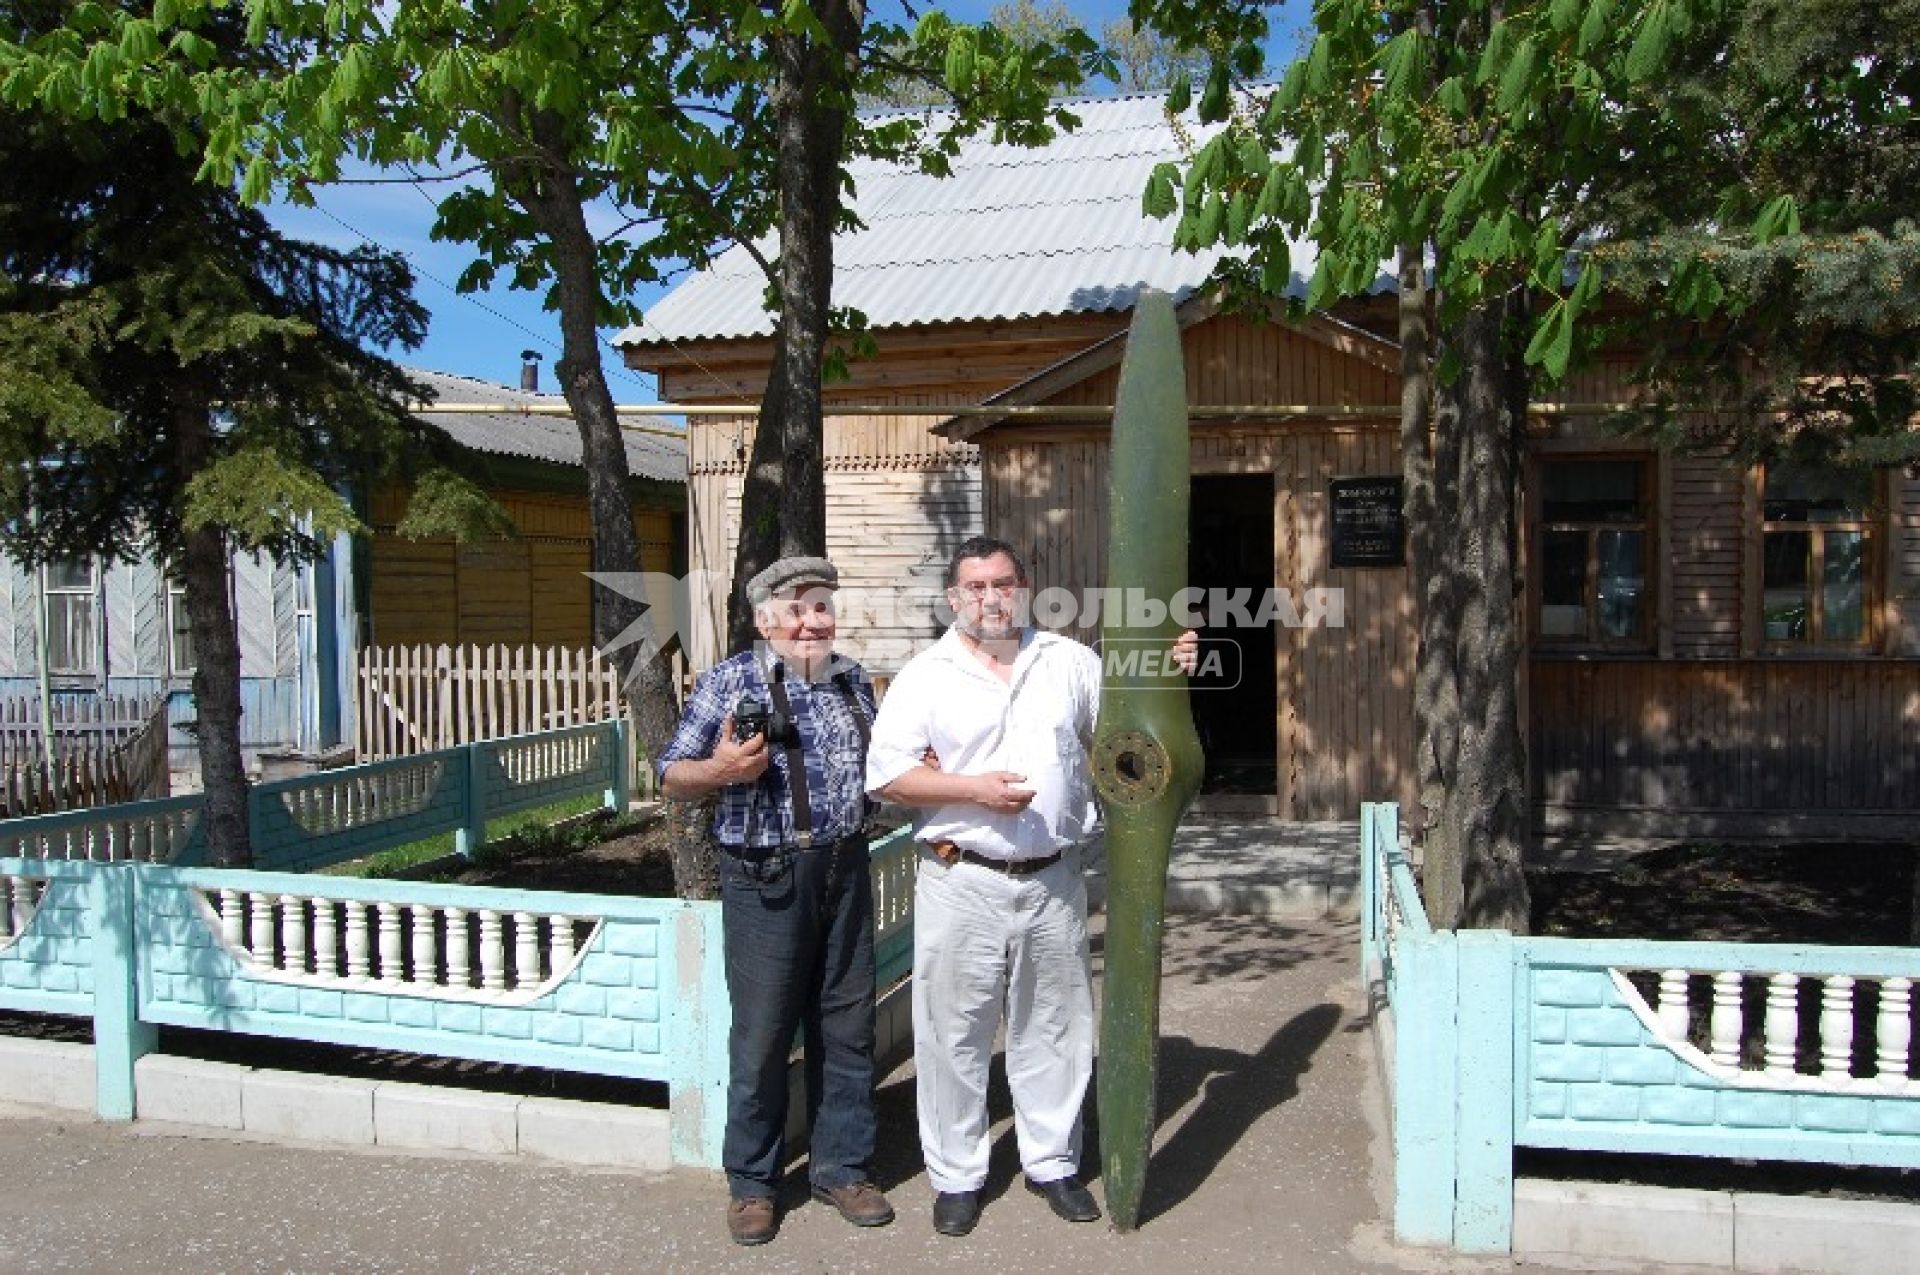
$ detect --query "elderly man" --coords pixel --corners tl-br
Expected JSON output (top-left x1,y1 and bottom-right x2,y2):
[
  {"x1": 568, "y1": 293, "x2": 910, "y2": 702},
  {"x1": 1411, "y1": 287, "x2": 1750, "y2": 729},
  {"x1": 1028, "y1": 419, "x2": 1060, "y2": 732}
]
[
  {"x1": 865, "y1": 535, "x2": 1195, "y2": 1237},
  {"x1": 658, "y1": 555, "x2": 892, "y2": 1247}
]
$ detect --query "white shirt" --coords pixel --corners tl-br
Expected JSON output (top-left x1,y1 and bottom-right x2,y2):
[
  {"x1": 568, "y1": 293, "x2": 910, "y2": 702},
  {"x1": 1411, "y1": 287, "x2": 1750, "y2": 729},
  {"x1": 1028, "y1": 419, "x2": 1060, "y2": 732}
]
[{"x1": 865, "y1": 626, "x2": 1103, "y2": 859}]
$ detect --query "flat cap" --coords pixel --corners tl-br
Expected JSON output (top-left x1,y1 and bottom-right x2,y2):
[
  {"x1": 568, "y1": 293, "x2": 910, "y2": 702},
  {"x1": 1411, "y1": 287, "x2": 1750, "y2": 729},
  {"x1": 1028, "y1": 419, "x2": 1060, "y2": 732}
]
[{"x1": 744, "y1": 555, "x2": 839, "y2": 607}]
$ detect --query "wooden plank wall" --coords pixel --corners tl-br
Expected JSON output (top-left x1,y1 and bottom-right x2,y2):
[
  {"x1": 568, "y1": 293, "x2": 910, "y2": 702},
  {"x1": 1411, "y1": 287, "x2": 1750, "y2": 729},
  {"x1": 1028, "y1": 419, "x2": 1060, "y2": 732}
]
[
  {"x1": 686, "y1": 464, "x2": 983, "y2": 672},
  {"x1": 369, "y1": 487, "x2": 677, "y2": 649},
  {"x1": 1898, "y1": 465, "x2": 1920, "y2": 655},
  {"x1": 1531, "y1": 659, "x2": 1920, "y2": 837}
]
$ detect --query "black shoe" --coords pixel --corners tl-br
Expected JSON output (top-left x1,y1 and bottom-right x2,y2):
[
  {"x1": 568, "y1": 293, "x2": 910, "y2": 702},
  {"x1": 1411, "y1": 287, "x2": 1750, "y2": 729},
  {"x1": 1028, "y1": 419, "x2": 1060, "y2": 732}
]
[
  {"x1": 1025, "y1": 1175, "x2": 1101, "y2": 1223},
  {"x1": 932, "y1": 1190, "x2": 981, "y2": 1236}
]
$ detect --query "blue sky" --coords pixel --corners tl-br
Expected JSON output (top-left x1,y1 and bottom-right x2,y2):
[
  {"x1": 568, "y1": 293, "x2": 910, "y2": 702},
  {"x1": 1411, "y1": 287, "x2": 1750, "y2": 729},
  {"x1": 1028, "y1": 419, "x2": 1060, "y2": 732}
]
[{"x1": 264, "y1": 1, "x2": 1302, "y2": 400}]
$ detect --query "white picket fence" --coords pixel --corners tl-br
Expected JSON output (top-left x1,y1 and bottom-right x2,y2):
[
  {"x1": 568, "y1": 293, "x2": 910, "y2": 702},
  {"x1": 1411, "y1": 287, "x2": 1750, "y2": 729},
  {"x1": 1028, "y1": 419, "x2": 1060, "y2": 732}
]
[{"x1": 356, "y1": 643, "x2": 628, "y2": 759}]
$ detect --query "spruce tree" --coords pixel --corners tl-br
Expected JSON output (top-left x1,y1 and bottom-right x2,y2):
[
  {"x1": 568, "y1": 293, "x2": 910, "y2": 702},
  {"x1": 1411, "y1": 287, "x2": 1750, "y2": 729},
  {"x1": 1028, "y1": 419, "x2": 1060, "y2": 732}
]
[{"x1": 0, "y1": 1, "x2": 432, "y2": 863}]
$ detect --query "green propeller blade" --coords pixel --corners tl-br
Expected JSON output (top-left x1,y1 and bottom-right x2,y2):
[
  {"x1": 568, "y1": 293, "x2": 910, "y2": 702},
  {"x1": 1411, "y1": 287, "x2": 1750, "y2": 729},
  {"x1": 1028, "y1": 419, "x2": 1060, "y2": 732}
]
[{"x1": 1092, "y1": 288, "x2": 1205, "y2": 1232}]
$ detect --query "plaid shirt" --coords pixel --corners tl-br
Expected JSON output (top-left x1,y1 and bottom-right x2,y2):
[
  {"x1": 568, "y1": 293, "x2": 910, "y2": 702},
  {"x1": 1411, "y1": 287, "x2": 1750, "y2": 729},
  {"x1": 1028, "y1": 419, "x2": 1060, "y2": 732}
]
[{"x1": 658, "y1": 648, "x2": 877, "y2": 850}]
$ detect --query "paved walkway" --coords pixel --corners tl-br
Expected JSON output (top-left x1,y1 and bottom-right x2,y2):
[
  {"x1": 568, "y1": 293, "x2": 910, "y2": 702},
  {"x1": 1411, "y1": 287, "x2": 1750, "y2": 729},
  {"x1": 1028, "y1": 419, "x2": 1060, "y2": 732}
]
[
  {"x1": 0, "y1": 908, "x2": 1490, "y2": 1275},
  {"x1": 1085, "y1": 818, "x2": 1361, "y2": 918}
]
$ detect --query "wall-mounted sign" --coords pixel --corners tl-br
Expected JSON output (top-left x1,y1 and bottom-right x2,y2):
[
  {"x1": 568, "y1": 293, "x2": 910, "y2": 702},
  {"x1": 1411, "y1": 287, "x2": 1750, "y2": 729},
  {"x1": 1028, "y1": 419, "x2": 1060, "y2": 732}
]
[{"x1": 1329, "y1": 475, "x2": 1406, "y2": 569}]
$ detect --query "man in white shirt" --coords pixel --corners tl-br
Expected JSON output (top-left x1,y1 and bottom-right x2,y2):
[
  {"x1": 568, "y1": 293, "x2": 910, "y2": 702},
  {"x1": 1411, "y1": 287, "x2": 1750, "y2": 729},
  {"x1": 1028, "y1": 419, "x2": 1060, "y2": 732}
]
[{"x1": 865, "y1": 535, "x2": 1194, "y2": 1237}]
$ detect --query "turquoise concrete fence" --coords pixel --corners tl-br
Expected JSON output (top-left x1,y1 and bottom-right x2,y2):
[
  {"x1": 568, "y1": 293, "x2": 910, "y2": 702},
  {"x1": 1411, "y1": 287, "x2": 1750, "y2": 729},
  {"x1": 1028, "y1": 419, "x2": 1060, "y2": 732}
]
[
  {"x1": 1359, "y1": 802, "x2": 1920, "y2": 1253},
  {"x1": 0, "y1": 720, "x2": 629, "y2": 871},
  {"x1": 0, "y1": 824, "x2": 918, "y2": 1165}
]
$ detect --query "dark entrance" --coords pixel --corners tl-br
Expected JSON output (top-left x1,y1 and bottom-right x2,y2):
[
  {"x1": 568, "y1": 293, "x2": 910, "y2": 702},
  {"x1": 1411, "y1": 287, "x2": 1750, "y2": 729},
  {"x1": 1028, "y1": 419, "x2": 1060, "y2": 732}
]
[{"x1": 1188, "y1": 473, "x2": 1279, "y2": 795}]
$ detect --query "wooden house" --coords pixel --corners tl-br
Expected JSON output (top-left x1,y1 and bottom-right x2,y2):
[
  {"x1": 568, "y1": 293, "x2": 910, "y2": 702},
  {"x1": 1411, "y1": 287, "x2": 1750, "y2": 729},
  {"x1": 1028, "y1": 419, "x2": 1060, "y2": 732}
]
[
  {"x1": 373, "y1": 369, "x2": 686, "y2": 650},
  {"x1": 621, "y1": 93, "x2": 1920, "y2": 841},
  {"x1": 0, "y1": 367, "x2": 687, "y2": 782}
]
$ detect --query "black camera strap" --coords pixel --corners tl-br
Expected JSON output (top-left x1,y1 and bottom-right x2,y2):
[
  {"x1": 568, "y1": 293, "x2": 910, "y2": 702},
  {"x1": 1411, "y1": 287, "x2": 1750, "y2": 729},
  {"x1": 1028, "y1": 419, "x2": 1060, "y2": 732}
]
[{"x1": 765, "y1": 664, "x2": 871, "y2": 849}]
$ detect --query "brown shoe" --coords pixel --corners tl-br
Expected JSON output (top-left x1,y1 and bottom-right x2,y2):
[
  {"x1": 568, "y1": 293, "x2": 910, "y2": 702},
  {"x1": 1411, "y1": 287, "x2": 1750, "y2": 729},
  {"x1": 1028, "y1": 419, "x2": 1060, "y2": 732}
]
[
  {"x1": 727, "y1": 1195, "x2": 779, "y2": 1246},
  {"x1": 811, "y1": 1180, "x2": 896, "y2": 1227}
]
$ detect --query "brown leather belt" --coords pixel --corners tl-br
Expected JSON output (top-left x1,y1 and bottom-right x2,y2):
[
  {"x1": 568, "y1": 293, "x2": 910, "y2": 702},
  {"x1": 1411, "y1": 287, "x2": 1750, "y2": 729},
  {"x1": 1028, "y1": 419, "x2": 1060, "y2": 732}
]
[{"x1": 929, "y1": 840, "x2": 1062, "y2": 875}]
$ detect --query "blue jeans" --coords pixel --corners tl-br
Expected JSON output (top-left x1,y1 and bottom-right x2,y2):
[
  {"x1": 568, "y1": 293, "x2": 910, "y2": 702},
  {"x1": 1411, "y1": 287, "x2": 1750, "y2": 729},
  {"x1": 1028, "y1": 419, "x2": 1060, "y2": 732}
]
[{"x1": 719, "y1": 836, "x2": 878, "y2": 1200}]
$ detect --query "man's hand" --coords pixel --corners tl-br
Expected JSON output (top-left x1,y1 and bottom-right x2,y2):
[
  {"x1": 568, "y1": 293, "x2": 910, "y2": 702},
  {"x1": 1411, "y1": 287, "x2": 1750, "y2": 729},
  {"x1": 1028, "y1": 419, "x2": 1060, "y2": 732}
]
[
  {"x1": 970, "y1": 771, "x2": 1035, "y2": 814},
  {"x1": 709, "y1": 715, "x2": 771, "y2": 785},
  {"x1": 1172, "y1": 629, "x2": 1200, "y2": 675}
]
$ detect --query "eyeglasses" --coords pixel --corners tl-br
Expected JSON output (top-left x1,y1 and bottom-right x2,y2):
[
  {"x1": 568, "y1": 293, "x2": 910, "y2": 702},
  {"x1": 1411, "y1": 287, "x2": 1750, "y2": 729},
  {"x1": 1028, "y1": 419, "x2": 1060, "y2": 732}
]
[{"x1": 950, "y1": 577, "x2": 1022, "y2": 599}]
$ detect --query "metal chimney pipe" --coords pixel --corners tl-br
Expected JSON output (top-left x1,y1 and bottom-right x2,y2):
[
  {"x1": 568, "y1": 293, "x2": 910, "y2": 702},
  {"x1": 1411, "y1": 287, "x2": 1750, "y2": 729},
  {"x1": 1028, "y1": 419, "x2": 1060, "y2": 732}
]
[{"x1": 520, "y1": 350, "x2": 542, "y2": 392}]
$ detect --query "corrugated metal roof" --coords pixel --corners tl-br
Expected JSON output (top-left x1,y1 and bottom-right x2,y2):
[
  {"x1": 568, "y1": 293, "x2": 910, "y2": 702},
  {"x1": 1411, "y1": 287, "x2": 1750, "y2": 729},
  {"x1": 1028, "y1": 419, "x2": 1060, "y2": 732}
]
[
  {"x1": 408, "y1": 369, "x2": 685, "y2": 485},
  {"x1": 618, "y1": 94, "x2": 1329, "y2": 349}
]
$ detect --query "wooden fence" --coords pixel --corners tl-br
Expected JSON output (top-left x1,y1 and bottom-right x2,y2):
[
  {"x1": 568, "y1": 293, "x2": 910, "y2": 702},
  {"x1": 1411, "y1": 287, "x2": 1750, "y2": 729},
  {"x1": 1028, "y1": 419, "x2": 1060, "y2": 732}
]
[
  {"x1": 356, "y1": 643, "x2": 692, "y2": 763},
  {"x1": 0, "y1": 695, "x2": 171, "y2": 819}
]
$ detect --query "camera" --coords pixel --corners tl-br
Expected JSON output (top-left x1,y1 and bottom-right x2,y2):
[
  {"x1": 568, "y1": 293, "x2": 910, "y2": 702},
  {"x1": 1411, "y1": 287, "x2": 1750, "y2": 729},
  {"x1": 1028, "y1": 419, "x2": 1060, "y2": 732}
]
[{"x1": 733, "y1": 693, "x2": 770, "y2": 742}]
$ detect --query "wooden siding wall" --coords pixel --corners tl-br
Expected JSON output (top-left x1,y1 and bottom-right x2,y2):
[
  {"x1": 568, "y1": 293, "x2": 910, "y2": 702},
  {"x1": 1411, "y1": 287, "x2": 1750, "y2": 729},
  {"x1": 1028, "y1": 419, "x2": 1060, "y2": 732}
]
[
  {"x1": 369, "y1": 487, "x2": 678, "y2": 649},
  {"x1": 1532, "y1": 659, "x2": 1920, "y2": 839},
  {"x1": 685, "y1": 465, "x2": 983, "y2": 672},
  {"x1": 641, "y1": 314, "x2": 1131, "y2": 405},
  {"x1": 1899, "y1": 465, "x2": 1920, "y2": 655},
  {"x1": 0, "y1": 549, "x2": 299, "y2": 681}
]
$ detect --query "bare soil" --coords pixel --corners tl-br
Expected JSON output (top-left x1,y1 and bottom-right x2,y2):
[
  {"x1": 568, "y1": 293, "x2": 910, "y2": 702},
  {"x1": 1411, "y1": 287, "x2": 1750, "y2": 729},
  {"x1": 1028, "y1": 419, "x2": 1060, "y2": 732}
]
[
  {"x1": 1528, "y1": 842, "x2": 1917, "y2": 946},
  {"x1": 414, "y1": 812, "x2": 681, "y2": 897}
]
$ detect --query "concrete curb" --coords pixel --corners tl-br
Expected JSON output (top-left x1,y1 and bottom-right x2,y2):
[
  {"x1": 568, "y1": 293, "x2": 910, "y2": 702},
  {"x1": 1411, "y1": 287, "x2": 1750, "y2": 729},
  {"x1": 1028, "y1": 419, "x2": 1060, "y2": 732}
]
[
  {"x1": 0, "y1": 1036, "x2": 675, "y2": 1173},
  {"x1": 1514, "y1": 1177, "x2": 1920, "y2": 1275}
]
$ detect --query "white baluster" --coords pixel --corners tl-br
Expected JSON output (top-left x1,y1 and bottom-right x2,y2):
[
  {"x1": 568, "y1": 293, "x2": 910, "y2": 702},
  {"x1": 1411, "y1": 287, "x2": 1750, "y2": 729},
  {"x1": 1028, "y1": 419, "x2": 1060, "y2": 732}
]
[
  {"x1": 249, "y1": 892, "x2": 276, "y2": 967},
  {"x1": 345, "y1": 903, "x2": 371, "y2": 982},
  {"x1": 1877, "y1": 978, "x2": 1913, "y2": 1088},
  {"x1": 1657, "y1": 969, "x2": 1691, "y2": 1042},
  {"x1": 312, "y1": 900, "x2": 339, "y2": 977},
  {"x1": 219, "y1": 888, "x2": 245, "y2": 951},
  {"x1": 479, "y1": 910, "x2": 506, "y2": 992},
  {"x1": 513, "y1": 912, "x2": 540, "y2": 987},
  {"x1": 549, "y1": 915, "x2": 576, "y2": 971},
  {"x1": 376, "y1": 903, "x2": 403, "y2": 983},
  {"x1": 1764, "y1": 973, "x2": 1800, "y2": 1078},
  {"x1": 1710, "y1": 971, "x2": 1745, "y2": 1068},
  {"x1": 445, "y1": 906, "x2": 471, "y2": 988},
  {"x1": 411, "y1": 906, "x2": 439, "y2": 985},
  {"x1": 1820, "y1": 976, "x2": 1856, "y2": 1079},
  {"x1": 280, "y1": 895, "x2": 308, "y2": 974}
]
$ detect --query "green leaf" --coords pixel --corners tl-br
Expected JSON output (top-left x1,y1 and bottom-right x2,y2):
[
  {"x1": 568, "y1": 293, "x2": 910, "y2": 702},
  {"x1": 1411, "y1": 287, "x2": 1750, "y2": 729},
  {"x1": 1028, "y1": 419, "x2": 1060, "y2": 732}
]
[
  {"x1": 1165, "y1": 69, "x2": 1191, "y2": 116},
  {"x1": 1196, "y1": 191, "x2": 1226, "y2": 244},
  {"x1": 1257, "y1": 240, "x2": 1293, "y2": 294},
  {"x1": 1752, "y1": 194, "x2": 1801, "y2": 244},
  {"x1": 1497, "y1": 38, "x2": 1539, "y2": 115},
  {"x1": 1435, "y1": 75, "x2": 1470, "y2": 118},
  {"x1": 1548, "y1": 0, "x2": 1583, "y2": 36},
  {"x1": 1142, "y1": 163, "x2": 1178, "y2": 220},
  {"x1": 1625, "y1": 0, "x2": 1673, "y2": 82},
  {"x1": 1236, "y1": 132, "x2": 1271, "y2": 179},
  {"x1": 1379, "y1": 29, "x2": 1426, "y2": 104},
  {"x1": 1524, "y1": 298, "x2": 1575, "y2": 379},
  {"x1": 1577, "y1": 0, "x2": 1616, "y2": 56},
  {"x1": 944, "y1": 29, "x2": 976, "y2": 91},
  {"x1": 1226, "y1": 189, "x2": 1253, "y2": 245},
  {"x1": 1198, "y1": 62, "x2": 1229, "y2": 123},
  {"x1": 240, "y1": 155, "x2": 273, "y2": 205}
]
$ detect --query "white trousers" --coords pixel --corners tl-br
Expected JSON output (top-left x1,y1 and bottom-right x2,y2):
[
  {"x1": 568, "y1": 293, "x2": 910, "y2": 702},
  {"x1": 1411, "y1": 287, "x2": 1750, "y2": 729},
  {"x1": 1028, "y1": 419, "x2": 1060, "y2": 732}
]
[{"x1": 911, "y1": 849, "x2": 1094, "y2": 1194}]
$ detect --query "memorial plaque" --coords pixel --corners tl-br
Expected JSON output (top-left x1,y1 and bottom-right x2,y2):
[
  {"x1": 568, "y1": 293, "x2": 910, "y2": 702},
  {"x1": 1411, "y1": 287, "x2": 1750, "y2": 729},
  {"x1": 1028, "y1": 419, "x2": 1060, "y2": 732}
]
[{"x1": 1329, "y1": 475, "x2": 1406, "y2": 568}]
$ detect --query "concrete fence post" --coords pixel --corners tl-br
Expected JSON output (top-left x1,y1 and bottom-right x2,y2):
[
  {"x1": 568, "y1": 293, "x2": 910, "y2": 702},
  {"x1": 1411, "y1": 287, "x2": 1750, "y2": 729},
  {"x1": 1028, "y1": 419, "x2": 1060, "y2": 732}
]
[
  {"x1": 609, "y1": 718, "x2": 631, "y2": 815},
  {"x1": 89, "y1": 863, "x2": 156, "y2": 1120},
  {"x1": 1453, "y1": 929, "x2": 1516, "y2": 1252},
  {"x1": 666, "y1": 903, "x2": 731, "y2": 1167},
  {"x1": 455, "y1": 741, "x2": 487, "y2": 859},
  {"x1": 1394, "y1": 928, "x2": 1460, "y2": 1246}
]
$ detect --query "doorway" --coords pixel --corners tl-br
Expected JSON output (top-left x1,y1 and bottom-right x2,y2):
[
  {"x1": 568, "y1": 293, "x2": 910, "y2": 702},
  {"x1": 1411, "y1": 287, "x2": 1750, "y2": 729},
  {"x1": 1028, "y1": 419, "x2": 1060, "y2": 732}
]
[{"x1": 1188, "y1": 474, "x2": 1279, "y2": 796}]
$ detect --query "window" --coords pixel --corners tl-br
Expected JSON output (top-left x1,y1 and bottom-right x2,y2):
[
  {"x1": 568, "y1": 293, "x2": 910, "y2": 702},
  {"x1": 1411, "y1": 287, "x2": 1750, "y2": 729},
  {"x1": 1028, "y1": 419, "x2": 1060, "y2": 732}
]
[
  {"x1": 1536, "y1": 459, "x2": 1652, "y2": 647},
  {"x1": 42, "y1": 557, "x2": 98, "y2": 675},
  {"x1": 1761, "y1": 466, "x2": 1876, "y2": 648},
  {"x1": 167, "y1": 580, "x2": 195, "y2": 675}
]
